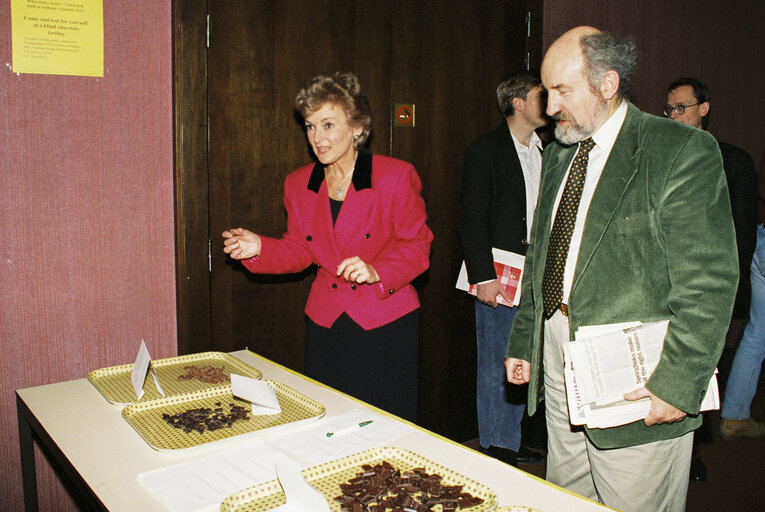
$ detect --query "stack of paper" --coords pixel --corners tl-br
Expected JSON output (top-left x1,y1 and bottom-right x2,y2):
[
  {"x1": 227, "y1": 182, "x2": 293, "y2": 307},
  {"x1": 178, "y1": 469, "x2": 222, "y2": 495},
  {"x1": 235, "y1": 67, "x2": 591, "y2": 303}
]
[{"x1": 563, "y1": 321, "x2": 719, "y2": 429}]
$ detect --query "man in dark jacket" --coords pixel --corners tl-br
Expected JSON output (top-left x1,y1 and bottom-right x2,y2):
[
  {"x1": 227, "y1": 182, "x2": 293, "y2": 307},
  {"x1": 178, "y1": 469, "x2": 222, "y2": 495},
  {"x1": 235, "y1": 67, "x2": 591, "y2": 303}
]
[{"x1": 459, "y1": 70, "x2": 547, "y2": 466}]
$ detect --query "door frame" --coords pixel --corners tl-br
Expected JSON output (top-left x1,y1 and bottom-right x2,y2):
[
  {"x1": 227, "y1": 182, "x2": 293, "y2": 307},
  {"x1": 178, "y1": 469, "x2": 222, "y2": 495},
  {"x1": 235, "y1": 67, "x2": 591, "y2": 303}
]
[{"x1": 173, "y1": 0, "x2": 211, "y2": 354}]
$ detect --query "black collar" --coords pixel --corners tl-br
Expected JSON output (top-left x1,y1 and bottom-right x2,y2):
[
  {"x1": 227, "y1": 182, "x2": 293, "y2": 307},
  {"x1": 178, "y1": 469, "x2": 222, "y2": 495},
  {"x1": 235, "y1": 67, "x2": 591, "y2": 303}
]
[{"x1": 306, "y1": 147, "x2": 373, "y2": 193}]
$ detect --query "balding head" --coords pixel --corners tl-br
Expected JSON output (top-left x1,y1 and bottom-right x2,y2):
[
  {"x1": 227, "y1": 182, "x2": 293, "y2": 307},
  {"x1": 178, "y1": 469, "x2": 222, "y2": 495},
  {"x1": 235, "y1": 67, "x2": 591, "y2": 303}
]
[
  {"x1": 548, "y1": 26, "x2": 601, "y2": 58},
  {"x1": 541, "y1": 26, "x2": 636, "y2": 145}
]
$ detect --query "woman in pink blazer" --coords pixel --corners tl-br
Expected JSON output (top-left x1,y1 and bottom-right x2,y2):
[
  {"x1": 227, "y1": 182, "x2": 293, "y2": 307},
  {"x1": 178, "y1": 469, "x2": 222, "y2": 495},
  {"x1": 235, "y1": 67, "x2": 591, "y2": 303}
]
[{"x1": 223, "y1": 72, "x2": 433, "y2": 421}]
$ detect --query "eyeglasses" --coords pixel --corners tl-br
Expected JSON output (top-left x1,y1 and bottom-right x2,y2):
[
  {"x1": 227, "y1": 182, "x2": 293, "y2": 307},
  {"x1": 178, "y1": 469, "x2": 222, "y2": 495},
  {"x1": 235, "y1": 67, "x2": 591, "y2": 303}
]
[{"x1": 663, "y1": 102, "x2": 701, "y2": 117}]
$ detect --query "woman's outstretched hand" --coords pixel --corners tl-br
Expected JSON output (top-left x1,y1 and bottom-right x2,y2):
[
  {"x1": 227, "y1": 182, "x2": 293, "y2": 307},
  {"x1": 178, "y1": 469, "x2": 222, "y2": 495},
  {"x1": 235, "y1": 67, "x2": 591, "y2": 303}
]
[{"x1": 222, "y1": 228, "x2": 262, "y2": 260}]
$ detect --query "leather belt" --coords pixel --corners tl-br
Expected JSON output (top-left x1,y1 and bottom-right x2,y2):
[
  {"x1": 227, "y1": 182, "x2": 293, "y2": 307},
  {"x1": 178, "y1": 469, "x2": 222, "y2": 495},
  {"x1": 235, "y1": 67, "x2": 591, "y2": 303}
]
[{"x1": 560, "y1": 304, "x2": 569, "y2": 316}]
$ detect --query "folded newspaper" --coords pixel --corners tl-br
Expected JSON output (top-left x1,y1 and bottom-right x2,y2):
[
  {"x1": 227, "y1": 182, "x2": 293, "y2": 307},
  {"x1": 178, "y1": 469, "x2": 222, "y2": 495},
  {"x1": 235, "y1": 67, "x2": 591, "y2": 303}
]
[{"x1": 563, "y1": 320, "x2": 719, "y2": 429}]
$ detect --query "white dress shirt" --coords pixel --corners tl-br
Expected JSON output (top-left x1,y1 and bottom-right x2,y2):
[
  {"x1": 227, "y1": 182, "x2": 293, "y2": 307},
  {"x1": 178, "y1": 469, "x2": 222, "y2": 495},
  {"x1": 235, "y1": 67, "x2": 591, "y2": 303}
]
[
  {"x1": 478, "y1": 129, "x2": 544, "y2": 287},
  {"x1": 512, "y1": 130, "x2": 544, "y2": 239}
]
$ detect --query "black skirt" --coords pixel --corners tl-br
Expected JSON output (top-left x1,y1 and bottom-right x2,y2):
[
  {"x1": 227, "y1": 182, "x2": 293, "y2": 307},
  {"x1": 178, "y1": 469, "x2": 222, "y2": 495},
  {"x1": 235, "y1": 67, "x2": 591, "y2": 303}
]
[{"x1": 305, "y1": 310, "x2": 419, "y2": 422}]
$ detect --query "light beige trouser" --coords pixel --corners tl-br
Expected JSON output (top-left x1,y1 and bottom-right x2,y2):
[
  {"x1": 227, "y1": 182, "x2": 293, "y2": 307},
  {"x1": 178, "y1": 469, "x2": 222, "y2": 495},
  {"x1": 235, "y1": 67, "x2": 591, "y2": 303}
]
[{"x1": 543, "y1": 310, "x2": 693, "y2": 512}]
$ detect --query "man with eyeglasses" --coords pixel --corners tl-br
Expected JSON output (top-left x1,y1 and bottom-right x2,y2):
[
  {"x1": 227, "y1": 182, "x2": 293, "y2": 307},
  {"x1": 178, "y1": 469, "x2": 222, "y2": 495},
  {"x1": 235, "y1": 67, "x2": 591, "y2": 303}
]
[
  {"x1": 664, "y1": 79, "x2": 709, "y2": 127},
  {"x1": 665, "y1": 77, "x2": 761, "y2": 482},
  {"x1": 666, "y1": 78, "x2": 757, "y2": 342}
]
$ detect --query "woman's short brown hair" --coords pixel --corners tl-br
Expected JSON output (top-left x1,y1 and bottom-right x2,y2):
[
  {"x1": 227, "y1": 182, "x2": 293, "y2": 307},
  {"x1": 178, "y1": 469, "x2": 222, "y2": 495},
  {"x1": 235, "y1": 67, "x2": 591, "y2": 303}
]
[{"x1": 294, "y1": 72, "x2": 372, "y2": 148}]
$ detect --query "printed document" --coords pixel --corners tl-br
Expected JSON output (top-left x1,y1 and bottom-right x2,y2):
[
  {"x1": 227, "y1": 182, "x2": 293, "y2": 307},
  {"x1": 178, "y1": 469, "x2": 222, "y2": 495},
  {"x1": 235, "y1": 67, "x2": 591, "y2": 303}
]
[{"x1": 563, "y1": 320, "x2": 719, "y2": 428}]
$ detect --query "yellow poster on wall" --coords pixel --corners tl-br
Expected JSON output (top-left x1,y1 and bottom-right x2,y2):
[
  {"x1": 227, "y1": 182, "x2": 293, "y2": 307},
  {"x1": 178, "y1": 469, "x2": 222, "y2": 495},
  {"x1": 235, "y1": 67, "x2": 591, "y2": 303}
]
[{"x1": 11, "y1": 0, "x2": 104, "y2": 77}]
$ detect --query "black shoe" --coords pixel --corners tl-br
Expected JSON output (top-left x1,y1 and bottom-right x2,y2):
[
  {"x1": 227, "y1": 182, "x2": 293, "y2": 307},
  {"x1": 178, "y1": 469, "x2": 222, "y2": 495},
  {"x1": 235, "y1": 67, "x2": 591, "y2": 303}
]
[
  {"x1": 480, "y1": 445, "x2": 544, "y2": 467},
  {"x1": 690, "y1": 457, "x2": 707, "y2": 483},
  {"x1": 516, "y1": 445, "x2": 545, "y2": 465},
  {"x1": 480, "y1": 446, "x2": 517, "y2": 467}
]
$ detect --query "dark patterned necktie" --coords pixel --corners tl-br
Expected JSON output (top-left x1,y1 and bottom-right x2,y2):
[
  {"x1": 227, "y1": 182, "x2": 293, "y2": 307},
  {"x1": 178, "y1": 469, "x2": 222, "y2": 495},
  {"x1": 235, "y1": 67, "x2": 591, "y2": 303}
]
[{"x1": 542, "y1": 138, "x2": 596, "y2": 318}]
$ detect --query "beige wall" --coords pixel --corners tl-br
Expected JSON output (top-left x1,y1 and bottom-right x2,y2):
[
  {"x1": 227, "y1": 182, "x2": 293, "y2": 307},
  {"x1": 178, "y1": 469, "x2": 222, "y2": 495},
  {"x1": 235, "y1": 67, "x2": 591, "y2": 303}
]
[{"x1": 0, "y1": 2, "x2": 176, "y2": 510}]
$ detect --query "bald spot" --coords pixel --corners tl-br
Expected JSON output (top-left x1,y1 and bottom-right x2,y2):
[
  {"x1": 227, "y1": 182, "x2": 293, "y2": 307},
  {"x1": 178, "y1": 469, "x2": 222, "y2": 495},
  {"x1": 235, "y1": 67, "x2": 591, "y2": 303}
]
[{"x1": 542, "y1": 26, "x2": 601, "y2": 86}]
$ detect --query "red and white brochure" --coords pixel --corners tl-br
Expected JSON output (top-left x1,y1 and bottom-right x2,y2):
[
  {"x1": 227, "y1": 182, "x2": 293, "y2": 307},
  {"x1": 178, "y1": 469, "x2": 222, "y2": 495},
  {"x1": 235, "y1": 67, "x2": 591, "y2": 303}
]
[{"x1": 456, "y1": 248, "x2": 525, "y2": 307}]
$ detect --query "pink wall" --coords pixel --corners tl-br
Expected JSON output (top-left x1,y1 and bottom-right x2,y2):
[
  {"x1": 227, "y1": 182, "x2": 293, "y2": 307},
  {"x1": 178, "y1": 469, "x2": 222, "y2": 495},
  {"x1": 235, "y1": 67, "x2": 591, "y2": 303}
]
[{"x1": 0, "y1": 2, "x2": 176, "y2": 510}]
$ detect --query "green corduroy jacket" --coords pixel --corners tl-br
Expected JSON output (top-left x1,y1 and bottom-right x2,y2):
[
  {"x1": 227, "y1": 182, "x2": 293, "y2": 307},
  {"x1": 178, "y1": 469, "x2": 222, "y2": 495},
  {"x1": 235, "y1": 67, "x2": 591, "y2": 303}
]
[{"x1": 507, "y1": 102, "x2": 739, "y2": 449}]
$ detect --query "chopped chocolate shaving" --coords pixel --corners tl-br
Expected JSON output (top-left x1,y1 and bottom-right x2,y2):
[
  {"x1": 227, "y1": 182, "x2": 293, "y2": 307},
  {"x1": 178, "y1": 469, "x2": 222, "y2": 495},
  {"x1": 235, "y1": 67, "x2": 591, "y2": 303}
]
[
  {"x1": 177, "y1": 365, "x2": 230, "y2": 384},
  {"x1": 335, "y1": 460, "x2": 485, "y2": 511},
  {"x1": 161, "y1": 402, "x2": 249, "y2": 433}
]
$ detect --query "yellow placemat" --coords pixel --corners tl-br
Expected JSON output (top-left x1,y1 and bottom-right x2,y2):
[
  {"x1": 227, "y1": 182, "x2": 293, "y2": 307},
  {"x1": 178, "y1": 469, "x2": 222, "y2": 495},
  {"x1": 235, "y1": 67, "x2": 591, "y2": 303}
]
[
  {"x1": 220, "y1": 446, "x2": 497, "y2": 512},
  {"x1": 88, "y1": 351, "x2": 262, "y2": 405},
  {"x1": 121, "y1": 380, "x2": 324, "y2": 451}
]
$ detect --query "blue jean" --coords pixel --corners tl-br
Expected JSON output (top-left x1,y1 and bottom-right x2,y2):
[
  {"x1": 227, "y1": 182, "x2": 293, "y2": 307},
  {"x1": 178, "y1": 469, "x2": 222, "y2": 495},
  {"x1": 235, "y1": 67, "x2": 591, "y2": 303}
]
[
  {"x1": 722, "y1": 225, "x2": 765, "y2": 420},
  {"x1": 475, "y1": 301, "x2": 525, "y2": 450}
]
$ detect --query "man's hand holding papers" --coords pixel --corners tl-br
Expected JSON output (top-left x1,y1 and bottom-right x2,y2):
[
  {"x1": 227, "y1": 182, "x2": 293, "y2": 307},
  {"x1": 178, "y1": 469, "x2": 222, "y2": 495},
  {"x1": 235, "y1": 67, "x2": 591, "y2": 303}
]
[
  {"x1": 564, "y1": 320, "x2": 719, "y2": 429},
  {"x1": 456, "y1": 248, "x2": 525, "y2": 307},
  {"x1": 623, "y1": 386, "x2": 687, "y2": 426},
  {"x1": 476, "y1": 280, "x2": 513, "y2": 308}
]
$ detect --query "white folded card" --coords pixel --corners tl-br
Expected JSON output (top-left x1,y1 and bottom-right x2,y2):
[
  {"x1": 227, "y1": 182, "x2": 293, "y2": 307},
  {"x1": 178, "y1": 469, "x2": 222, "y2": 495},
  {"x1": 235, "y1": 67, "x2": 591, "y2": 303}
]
[
  {"x1": 131, "y1": 339, "x2": 165, "y2": 400},
  {"x1": 272, "y1": 452, "x2": 330, "y2": 511},
  {"x1": 231, "y1": 374, "x2": 282, "y2": 415}
]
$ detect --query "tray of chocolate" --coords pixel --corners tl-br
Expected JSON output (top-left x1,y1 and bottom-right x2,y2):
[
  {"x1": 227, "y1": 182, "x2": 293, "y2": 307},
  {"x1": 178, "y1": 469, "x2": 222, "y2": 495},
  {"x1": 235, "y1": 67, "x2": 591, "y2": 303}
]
[
  {"x1": 121, "y1": 380, "x2": 324, "y2": 451},
  {"x1": 88, "y1": 351, "x2": 262, "y2": 405},
  {"x1": 220, "y1": 446, "x2": 497, "y2": 512}
]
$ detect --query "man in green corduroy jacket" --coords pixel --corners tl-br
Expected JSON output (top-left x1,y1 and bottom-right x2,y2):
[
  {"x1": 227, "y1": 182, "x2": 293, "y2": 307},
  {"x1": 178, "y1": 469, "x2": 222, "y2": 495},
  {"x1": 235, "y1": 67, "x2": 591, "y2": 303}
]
[{"x1": 505, "y1": 26, "x2": 738, "y2": 512}]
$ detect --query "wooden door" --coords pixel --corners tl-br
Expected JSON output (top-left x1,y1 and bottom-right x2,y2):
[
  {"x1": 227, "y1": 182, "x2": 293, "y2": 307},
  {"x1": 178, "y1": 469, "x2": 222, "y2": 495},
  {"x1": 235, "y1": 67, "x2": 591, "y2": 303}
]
[{"x1": 175, "y1": 0, "x2": 536, "y2": 441}]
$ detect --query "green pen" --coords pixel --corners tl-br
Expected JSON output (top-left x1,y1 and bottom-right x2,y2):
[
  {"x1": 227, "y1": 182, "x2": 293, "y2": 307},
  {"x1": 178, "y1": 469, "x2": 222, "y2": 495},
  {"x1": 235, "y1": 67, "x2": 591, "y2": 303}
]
[{"x1": 326, "y1": 420, "x2": 374, "y2": 437}]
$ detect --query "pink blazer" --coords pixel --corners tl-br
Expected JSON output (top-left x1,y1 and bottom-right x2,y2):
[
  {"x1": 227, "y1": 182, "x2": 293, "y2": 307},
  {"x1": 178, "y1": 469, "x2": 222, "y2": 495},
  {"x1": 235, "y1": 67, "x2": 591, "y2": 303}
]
[{"x1": 243, "y1": 148, "x2": 433, "y2": 329}]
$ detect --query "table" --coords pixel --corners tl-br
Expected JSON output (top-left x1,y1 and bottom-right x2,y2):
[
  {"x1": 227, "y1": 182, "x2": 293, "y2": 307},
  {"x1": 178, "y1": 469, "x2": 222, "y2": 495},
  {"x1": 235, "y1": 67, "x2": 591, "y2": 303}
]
[{"x1": 17, "y1": 350, "x2": 609, "y2": 511}]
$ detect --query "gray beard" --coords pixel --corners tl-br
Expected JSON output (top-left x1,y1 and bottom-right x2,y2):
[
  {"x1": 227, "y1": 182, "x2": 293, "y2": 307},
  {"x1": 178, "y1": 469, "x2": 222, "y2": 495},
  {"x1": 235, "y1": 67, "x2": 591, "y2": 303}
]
[
  {"x1": 553, "y1": 101, "x2": 607, "y2": 145},
  {"x1": 554, "y1": 122, "x2": 590, "y2": 145}
]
